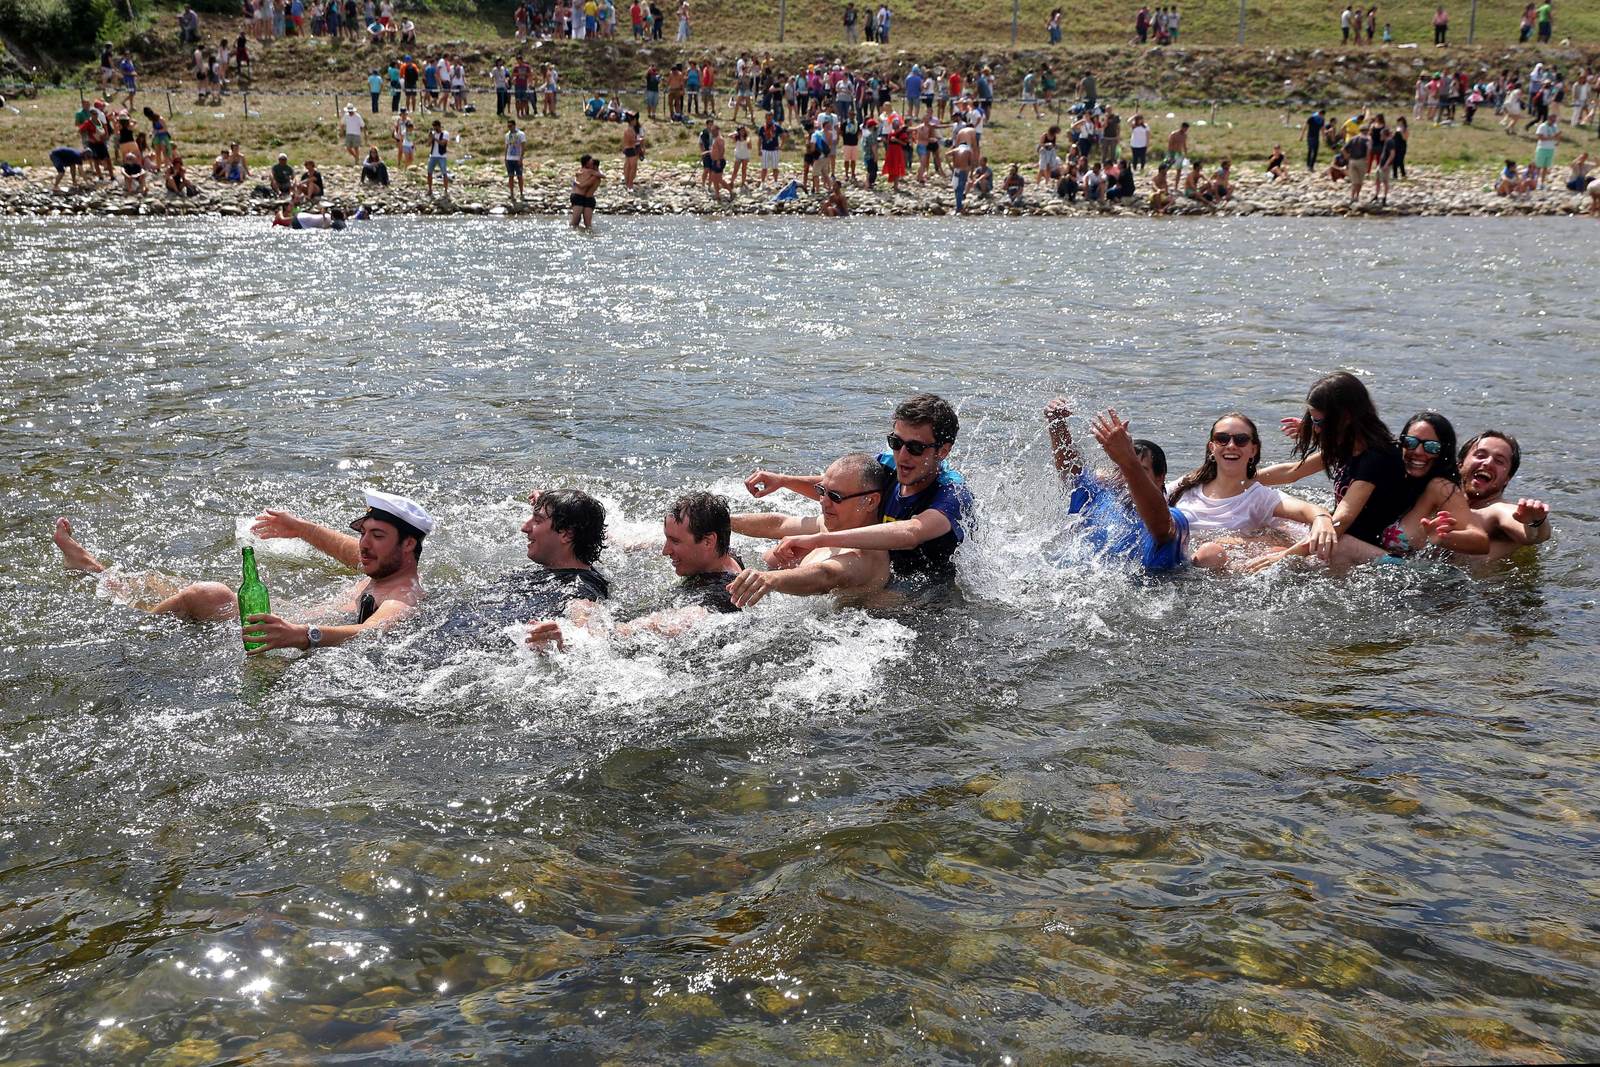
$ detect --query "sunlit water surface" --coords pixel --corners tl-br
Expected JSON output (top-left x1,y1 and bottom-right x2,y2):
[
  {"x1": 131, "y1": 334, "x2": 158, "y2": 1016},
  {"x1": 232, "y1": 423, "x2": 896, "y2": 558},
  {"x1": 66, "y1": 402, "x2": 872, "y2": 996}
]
[{"x1": 1, "y1": 217, "x2": 1598, "y2": 1065}]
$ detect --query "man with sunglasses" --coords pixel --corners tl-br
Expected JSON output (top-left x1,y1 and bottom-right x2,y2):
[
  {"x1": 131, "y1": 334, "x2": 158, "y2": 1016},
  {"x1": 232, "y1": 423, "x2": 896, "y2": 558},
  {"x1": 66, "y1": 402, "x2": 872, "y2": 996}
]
[
  {"x1": 52, "y1": 489, "x2": 430, "y2": 651},
  {"x1": 727, "y1": 453, "x2": 894, "y2": 607},
  {"x1": 1456, "y1": 430, "x2": 1554, "y2": 559},
  {"x1": 745, "y1": 394, "x2": 974, "y2": 580}
]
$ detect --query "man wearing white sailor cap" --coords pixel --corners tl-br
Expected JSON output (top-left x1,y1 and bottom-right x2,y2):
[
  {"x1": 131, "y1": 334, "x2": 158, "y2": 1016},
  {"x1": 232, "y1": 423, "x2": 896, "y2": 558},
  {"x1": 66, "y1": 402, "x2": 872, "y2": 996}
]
[
  {"x1": 51, "y1": 488, "x2": 432, "y2": 653},
  {"x1": 243, "y1": 489, "x2": 432, "y2": 653}
]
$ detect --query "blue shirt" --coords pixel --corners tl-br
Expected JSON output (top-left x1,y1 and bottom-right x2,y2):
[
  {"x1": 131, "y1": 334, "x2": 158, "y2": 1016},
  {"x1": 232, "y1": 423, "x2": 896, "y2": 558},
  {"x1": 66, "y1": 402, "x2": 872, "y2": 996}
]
[
  {"x1": 876, "y1": 452, "x2": 974, "y2": 578},
  {"x1": 1067, "y1": 472, "x2": 1189, "y2": 573},
  {"x1": 905, "y1": 72, "x2": 923, "y2": 100},
  {"x1": 368, "y1": 73, "x2": 383, "y2": 93}
]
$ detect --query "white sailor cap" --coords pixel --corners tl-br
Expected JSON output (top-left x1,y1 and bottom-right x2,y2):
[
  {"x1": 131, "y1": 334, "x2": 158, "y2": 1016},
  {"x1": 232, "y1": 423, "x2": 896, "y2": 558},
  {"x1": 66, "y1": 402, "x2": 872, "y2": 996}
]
[{"x1": 350, "y1": 489, "x2": 435, "y2": 536}]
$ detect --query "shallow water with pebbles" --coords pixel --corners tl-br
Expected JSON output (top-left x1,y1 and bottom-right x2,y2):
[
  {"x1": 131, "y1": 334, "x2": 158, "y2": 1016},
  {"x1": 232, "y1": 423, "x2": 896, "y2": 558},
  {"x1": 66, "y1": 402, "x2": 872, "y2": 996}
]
[{"x1": 1, "y1": 215, "x2": 1597, "y2": 1064}]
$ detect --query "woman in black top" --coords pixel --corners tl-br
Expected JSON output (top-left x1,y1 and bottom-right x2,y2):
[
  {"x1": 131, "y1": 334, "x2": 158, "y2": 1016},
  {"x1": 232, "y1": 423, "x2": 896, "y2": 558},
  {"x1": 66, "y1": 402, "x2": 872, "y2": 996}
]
[{"x1": 1251, "y1": 371, "x2": 1410, "y2": 570}]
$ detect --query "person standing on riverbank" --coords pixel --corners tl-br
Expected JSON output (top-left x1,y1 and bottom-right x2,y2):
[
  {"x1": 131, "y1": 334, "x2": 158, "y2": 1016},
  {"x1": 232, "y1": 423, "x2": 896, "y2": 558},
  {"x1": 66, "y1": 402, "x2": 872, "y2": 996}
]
[
  {"x1": 426, "y1": 119, "x2": 451, "y2": 196},
  {"x1": 505, "y1": 117, "x2": 526, "y2": 199},
  {"x1": 1533, "y1": 116, "x2": 1560, "y2": 188},
  {"x1": 1302, "y1": 107, "x2": 1325, "y2": 170},
  {"x1": 341, "y1": 104, "x2": 366, "y2": 162}
]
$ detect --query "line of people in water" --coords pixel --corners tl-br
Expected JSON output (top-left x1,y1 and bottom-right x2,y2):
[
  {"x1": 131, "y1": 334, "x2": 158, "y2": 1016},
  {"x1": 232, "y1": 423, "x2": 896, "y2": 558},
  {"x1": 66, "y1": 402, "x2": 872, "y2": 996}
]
[{"x1": 51, "y1": 382, "x2": 1551, "y2": 654}]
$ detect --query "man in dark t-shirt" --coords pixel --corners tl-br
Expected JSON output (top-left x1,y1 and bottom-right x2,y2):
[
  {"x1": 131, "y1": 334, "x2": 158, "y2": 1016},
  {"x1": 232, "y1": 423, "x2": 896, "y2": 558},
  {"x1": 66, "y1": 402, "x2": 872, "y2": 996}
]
[
  {"x1": 743, "y1": 393, "x2": 975, "y2": 580},
  {"x1": 526, "y1": 491, "x2": 741, "y2": 650}
]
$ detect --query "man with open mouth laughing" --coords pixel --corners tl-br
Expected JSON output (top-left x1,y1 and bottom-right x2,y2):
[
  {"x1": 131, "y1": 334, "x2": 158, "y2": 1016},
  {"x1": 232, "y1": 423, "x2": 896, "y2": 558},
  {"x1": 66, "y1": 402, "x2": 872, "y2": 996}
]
[{"x1": 1458, "y1": 430, "x2": 1554, "y2": 560}]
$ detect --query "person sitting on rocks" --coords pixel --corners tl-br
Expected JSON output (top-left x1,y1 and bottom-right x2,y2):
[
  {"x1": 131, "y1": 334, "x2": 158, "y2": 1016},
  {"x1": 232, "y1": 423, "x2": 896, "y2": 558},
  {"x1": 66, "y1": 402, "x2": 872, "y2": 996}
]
[
  {"x1": 1003, "y1": 162, "x2": 1026, "y2": 205},
  {"x1": 1149, "y1": 161, "x2": 1172, "y2": 212},
  {"x1": 269, "y1": 152, "x2": 296, "y2": 196},
  {"x1": 1326, "y1": 151, "x2": 1348, "y2": 184},
  {"x1": 1266, "y1": 144, "x2": 1287, "y2": 181},
  {"x1": 820, "y1": 178, "x2": 849, "y2": 216},
  {"x1": 1182, "y1": 160, "x2": 1204, "y2": 200},
  {"x1": 296, "y1": 159, "x2": 325, "y2": 203},
  {"x1": 1211, "y1": 159, "x2": 1234, "y2": 201},
  {"x1": 211, "y1": 145, "x2": 230, "y2": 181},
  {"x1": 972, "y1": 156, "x2": 993, "y2": 198},
  {"x1": 165, "y1": 153, "x2": 197, "y2": 196},
  {"x1": 1565, "y1": 153, "x2": 1594, "y2": 192},
  {"x1": 360, "y1": 146, "x2": 390, "y2": 186}
]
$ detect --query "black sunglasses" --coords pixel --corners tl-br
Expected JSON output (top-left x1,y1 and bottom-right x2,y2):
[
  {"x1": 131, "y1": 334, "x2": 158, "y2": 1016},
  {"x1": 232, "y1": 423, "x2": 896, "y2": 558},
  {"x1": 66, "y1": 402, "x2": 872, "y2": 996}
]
[
  {"x1": 1398, "y1": 434, "x2": 1443, "y2": 455},
  {"x1": 1211, "y1": 432, "x2": 1254, "y2": 447},
  {"x1": 886, "y1": 432, "x2": 942, "y2": 457},
  {"x1": 814, "y1": 482, "x2": 880, "y2": 505}
]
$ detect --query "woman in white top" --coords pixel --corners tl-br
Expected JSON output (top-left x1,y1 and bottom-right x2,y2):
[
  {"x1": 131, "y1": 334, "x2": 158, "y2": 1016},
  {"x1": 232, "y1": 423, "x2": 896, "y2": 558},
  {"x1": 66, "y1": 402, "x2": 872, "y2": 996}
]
[{"x1": 1167, "y1": 413, "x2": 1336, "y2": 569}]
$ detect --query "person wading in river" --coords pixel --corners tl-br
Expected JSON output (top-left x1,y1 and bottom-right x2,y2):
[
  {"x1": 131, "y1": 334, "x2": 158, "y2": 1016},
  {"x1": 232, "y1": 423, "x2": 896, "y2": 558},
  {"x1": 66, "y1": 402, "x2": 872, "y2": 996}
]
[
  {"x1": 741, "y1": 393, "x2": 974, "y2": 581},
  {"x1": 1455, "y1": 430, "x2": 1554, "y2": 559},
  {"x1": 727, "y1": 452, "x2": 893, "y2": 607},
  {"x1": 51, "y1": 489, "x2": 429, "y2": 652}
]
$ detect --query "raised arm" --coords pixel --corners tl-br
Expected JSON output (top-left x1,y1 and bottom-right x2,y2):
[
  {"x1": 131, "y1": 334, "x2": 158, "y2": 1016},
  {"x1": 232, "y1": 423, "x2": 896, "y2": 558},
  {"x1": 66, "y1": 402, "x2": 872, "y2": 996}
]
[
  {"x1": 1044, "y1": 396, "x2": 1082, "y2": 483},
  {"x1": 745, "y1": 469, "x2": 824, "y2": 501},
  {"x1": 1257, "y1": 452, "x2": 1325, "y2": 487},
  {"x1": 1478, "y1": 498, "x2": 1553, "y2": 548},
  {"x1": 1091, "y1": 409, "x2": 1175, "y2": 544},
  {"x1": 250, "y1": 509, "x2": 360, "y2": 568}
]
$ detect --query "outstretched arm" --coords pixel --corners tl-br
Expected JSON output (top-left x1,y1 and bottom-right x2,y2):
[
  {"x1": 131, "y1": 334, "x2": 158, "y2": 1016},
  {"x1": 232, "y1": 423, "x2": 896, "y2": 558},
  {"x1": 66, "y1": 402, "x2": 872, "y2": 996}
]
[
  {"x1": 1257, "y1": 452, "x2": 1325, "y2": 487},
  {"x1": 1479, "y1": 498, "x2": 1553, "y2": 547},
  {"x1": 251, "y1": 509, "x2": 360, "y2": 569},
  {"x1": 725, "y1": 551, "x2": 873, "y2": 607},
  {"x1": 1091, "y1": 409, "x2": 1175, "y2": 544},
  {"x1": 731, "y1": 511, "x2": 821, "y2": 539},
  {"x1": 769, "y1": 508, "x2": 950, "y2": 566},
  {"x1": 1044, "y1": 396, "x2": 1082, "y2": 483}
]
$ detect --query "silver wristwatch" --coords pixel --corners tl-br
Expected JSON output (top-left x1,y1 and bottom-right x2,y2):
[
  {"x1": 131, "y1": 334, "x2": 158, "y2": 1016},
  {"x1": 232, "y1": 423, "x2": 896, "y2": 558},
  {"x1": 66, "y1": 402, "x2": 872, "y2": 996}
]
[{"x1": 306, "y1": 625, "x2": 323, "y2": 648}]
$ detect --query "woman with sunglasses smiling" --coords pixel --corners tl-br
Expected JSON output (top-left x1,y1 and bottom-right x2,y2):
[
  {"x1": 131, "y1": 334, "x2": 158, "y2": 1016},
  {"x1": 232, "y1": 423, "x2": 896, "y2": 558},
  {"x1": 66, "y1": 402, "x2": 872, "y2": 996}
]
[
  {"x1": 1165, "y1": 413, "x2": 1336, "y2": 569},
  {"x1": 1343, "y1": 412, "x2": 1490, "y2": 562}
]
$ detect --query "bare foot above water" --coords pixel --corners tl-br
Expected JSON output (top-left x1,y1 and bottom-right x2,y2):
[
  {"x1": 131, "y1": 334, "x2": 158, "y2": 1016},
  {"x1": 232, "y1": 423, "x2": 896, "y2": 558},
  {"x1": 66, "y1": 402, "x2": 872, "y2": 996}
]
[{"x1": 53, "y1": 518, "x2": 106, "y2": 573}]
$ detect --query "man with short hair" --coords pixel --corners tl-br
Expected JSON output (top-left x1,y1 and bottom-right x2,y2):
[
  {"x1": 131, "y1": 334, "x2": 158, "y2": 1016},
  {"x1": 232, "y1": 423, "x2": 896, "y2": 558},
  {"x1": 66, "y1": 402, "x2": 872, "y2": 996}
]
[
  {"x1": 51, "y1": 489, "x2": 429, "y2": 650},
  {"x1": 1455, "y1": 431, "x2": 1552, "y2": 559},
  {"x1": 1046, "y1": 398, "x2": 1189, "y2": 573},
  {"x1": 526, "y1": 490, "x2": 742, "y2": 650},
  {"x1": 270, "y1": 151, "x2": 295, "y2": 194},
  {"x1": 504, "y1": 117, "x2": 526, "y2": 199},
  {"x1": 727, "y1": 453, "x2": 893, "y2": 607},
  {"x1": 745, "y1": 393, "x2": 975, "y2": 580}
]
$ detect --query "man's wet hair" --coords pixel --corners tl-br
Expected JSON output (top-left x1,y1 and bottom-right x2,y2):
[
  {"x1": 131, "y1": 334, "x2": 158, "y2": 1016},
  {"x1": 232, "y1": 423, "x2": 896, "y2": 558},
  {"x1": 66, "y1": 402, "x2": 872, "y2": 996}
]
[
  {"x1": 1459, "y1": 429, "x2": 1521, "y2": 479},
  {"x1": 837, "y1": 452, "x2": 895, "y2": 495},
  {"x1": 668, "y1": 490, "x2": 731, "y2": 555},
  {"x1": 533, "y1": 489, "x2": 607, "y2": 565},
  {"x1": 1132, "y1": 439, "x2": 1169, "y2": 480},
  {"x1": 893, "y1": 393, "x2": 959, "y2": 445}
]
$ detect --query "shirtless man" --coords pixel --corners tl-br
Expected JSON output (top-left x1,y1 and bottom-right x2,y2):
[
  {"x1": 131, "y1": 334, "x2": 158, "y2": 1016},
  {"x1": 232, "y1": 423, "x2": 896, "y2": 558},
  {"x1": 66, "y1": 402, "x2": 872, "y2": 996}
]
[
  {"x1": 569, "y1": 153, "x2": 602, "y2": 228},
  {"x1": 1165, "y1": 120, "x2": 1189, "y2": 169},
  {"x1": 51, "y1": 489, "x2": 429, "y2": 653},
  {"x1": 820, "y1": 179, "x2": 849, "y2": 216},
  {"x1": 1456, "y1": 430, "x2": 1553, "y2": 559},
  {"x1": 708, "y1": 122, "x2": 731, "y2": 201},
  {"x1": 950, "y1": 139, "x2": 973, "y2": 213},
  {"x1": 914, "y1": 114, "x2": 943, "y2": 182},
  {"x1": 726, "y1": 453, "x2": 893, "y2": 607}
]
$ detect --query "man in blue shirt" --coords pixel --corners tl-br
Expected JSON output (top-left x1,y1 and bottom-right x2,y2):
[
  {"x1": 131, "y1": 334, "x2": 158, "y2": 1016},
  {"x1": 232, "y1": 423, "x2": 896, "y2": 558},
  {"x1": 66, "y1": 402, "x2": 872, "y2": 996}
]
[
  {"x1": 1045, "y1": 397, "x2": 1188, "y2": 572},
  {"x1": 742, "y1": 393, "x2": 975, "y2": 580}
]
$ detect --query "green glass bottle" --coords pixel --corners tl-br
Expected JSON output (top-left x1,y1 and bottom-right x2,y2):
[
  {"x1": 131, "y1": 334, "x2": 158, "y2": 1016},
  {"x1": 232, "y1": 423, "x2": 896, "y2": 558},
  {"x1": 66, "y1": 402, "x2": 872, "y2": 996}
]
[{"x1": 238, "y1": 547, "x2": 271, "y2": 651}]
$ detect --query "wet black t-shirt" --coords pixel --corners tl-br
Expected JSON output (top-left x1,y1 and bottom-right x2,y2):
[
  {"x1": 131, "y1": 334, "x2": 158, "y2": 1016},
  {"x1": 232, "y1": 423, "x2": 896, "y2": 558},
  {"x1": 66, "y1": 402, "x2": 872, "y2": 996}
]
[
  {"x1": 679, "y1": 570, "x2": 741, "y2": 614},
  {"x1": 1332, "y1": 446, "x2": 1413, "y2": 545}
]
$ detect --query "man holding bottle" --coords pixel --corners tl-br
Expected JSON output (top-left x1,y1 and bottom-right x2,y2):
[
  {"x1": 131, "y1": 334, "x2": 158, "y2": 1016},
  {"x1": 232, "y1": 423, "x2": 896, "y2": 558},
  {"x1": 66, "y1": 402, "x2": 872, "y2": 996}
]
[{"x1": 51, "y1": 489, "x2": 430, "y2": 652}]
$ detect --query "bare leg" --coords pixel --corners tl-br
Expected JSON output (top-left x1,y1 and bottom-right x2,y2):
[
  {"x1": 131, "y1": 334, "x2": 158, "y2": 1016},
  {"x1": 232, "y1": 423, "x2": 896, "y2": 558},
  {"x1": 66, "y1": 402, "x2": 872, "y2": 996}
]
[
  {"x1": 150, "y1": 580, "x2": 237, "y2": 621},
  {"x1": 53, "y1": 518, "x2": 106, "y2": 572}
]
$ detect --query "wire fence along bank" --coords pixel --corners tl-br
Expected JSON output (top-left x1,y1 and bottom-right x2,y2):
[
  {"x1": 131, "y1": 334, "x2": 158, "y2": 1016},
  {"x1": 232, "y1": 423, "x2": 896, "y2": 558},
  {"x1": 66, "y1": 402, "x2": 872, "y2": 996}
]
[{"x1": 18, "y1": 81, "x2": 1425, "y2": 118}]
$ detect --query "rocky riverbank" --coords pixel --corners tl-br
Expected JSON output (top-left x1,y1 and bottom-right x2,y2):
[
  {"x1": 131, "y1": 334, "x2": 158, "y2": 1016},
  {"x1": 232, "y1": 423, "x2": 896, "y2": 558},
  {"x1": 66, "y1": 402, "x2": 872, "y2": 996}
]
[{"x1": 1, "y1": 161, "x2": 1592, "y2": 219}]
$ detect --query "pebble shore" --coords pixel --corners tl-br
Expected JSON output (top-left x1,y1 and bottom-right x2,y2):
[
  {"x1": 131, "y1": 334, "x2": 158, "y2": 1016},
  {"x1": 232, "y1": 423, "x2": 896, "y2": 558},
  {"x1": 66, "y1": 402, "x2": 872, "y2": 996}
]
[{"x1": 2, "y1": 161, "x2": 1592, "y2": 219}]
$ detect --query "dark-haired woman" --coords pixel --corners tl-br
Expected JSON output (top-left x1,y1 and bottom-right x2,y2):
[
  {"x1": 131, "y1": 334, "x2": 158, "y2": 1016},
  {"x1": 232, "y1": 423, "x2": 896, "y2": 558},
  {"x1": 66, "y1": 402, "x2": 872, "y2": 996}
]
[
  {"x1": 1252, "y1": 371, "x2": 1410, "y2": 568},
  {"x1": 1355, "y1": 412, "x2": 1488, "y2": 561},
  {"x1": 1168, "y1": 413, "x2": 1336, "y2": 569}
]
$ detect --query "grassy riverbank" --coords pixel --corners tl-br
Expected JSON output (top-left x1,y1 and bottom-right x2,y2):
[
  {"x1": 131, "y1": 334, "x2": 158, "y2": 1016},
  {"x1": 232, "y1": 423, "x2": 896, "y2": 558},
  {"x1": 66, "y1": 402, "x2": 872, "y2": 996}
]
[{"x1": 4, "y1": 84, "x2": 1593, "y2": 178}]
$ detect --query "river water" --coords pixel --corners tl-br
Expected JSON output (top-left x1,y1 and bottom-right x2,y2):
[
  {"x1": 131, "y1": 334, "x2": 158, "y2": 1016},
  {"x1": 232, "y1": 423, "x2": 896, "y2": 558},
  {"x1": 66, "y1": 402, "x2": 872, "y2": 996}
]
[{"x1": 1, "y1": 216, "x2": 1597, "y2": 1065}]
